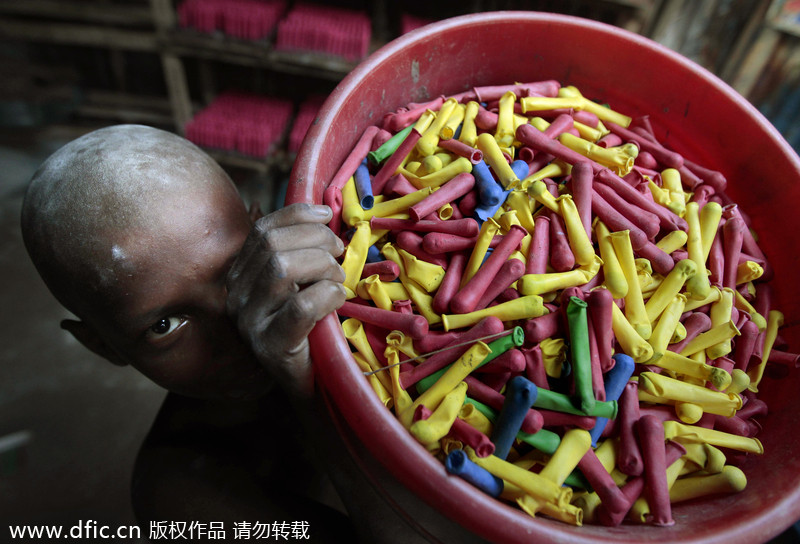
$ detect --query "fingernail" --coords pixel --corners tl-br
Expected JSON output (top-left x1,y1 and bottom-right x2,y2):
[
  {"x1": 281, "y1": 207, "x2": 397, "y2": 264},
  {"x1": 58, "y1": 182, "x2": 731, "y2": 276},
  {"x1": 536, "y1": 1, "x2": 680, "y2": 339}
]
[{"x1": 313, "y1": 204, "x2": 331, "y2": 217}]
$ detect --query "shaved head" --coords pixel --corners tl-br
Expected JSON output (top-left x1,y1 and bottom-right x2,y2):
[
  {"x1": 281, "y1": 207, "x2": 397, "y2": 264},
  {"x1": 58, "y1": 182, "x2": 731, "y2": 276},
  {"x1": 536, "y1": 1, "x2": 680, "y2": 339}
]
[
  {"x1": 21, "y1": 124, "x2": 274, "y2": 399},
  {"x1": 21, "y1": 124, "x2": 245, "y2": 321}
]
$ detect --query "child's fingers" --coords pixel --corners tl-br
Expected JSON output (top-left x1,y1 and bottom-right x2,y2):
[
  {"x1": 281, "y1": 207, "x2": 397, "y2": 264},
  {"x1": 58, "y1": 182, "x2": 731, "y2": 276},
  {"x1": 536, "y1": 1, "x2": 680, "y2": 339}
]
[
  {"x1": 270, "y1": 279, "x2": 348, "y2": 357},
  {"x1": 259, "y1": 203, "x2": 333, "y2": 230},
  {"x1": 261, "y1": 280, "x2": 347, "y2": 395},
  {"x1": 259, "y1": 223, "x2": 344, "y2": 255},
  {"x1": 228, "y1": 248, "x2": 345, "y2": 321},
  {"x1": 228, "y1": 217, "x2": 343, "y2": 290},
  {"x1": 234, "y1": 203, "x2": 333, "y2": 272},
  {"x1": 257, "y1": 248, "x2": 346, "y2": 302}
]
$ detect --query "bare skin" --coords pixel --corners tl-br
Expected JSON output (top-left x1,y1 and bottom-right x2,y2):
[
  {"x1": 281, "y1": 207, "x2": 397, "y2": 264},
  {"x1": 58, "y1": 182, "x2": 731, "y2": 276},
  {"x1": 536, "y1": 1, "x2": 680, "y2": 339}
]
[
  {"x1": 21, "y1": 125, "x2": 353, "y2": 539},
  {"x1": 22, "y1": 125, "x2": 347, "y2": 400},
  {"x1": 21, "y1": 126, "x2": 478, "y2": 544},
  {"x1": 226, "y1": 204, "x2": 347, "y2": 397}
]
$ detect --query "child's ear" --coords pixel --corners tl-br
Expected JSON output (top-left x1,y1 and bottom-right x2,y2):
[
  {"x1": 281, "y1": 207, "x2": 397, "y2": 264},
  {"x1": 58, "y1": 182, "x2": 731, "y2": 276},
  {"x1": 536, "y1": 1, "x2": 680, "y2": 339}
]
[{"x1": 60, "y1": 319, "x2": 128, "y2": 367}]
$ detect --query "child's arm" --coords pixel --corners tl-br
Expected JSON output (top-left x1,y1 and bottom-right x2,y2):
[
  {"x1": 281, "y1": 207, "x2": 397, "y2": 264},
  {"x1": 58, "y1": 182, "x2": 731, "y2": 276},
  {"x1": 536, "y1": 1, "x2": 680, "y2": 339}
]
[{"x1": 225, "y1": 203, "x2": 346, "y2": 397}]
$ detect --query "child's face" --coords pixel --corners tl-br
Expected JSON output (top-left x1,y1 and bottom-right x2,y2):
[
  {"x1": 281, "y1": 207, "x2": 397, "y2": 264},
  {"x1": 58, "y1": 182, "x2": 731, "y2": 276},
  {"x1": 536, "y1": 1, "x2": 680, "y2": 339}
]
[{"x1": 84, "y1": 183, "x2": 272, "y2": 400}]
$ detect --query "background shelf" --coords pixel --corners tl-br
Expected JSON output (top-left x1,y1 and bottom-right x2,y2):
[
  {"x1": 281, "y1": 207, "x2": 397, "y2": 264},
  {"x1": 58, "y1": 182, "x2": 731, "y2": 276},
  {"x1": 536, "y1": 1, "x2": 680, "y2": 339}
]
[{"x1": 0, "y1": 0, "x2": 795, "y2": 210}]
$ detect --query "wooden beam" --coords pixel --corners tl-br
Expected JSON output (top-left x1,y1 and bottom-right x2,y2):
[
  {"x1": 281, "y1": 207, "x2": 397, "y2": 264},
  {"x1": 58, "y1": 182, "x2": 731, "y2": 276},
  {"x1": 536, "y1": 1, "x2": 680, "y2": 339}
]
[
  {"x1": 0, "y1": 0, "x2": 153, "y2": 26},
  {"x1": 68, "y1": 90, "x2": 173, "y2": 126},
  {"x1": 163, "y1": 30, "x2": 356, "y2": 81},
  {"x1": 148, "y1": 0, "x2": 176, "y2": 33},
  {"x1": 205, "y1": 149, "x2": 273, "y2": 175},
  {"x1": 719, "y1": 0, "x2": 772, "y2": 83},
  {"x1": 730, "y1": 25, "x2": 782, "y2": 99},
  {"x1": 75, "y1": 103, "x2": 174, "y2": 126},
  {"x1": 160, "y1": 53, "x2": 194, "y2": 133},
  {"x1": 0, "y1": 19, "x2": 158, "y2": 51}
]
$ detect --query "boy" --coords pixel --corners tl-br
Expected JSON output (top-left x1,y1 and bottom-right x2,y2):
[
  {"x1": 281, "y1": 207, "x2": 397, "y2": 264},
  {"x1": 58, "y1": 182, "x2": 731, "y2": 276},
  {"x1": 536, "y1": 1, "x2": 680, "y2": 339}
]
[
  {"x1": 21, "y1": 124, "x2": 355, "y2": 540},
  {"x1": 21, "y1": 124, "x2": 487, "y2": 544}
]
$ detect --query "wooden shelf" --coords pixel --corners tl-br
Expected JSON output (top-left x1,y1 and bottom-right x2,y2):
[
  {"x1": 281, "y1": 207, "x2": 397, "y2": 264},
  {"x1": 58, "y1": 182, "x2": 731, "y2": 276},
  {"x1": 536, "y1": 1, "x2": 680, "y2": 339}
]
[
  {"x1": 74, "y1": 90, "x2": 174, "y2": 126},
  {"x1": 6, "y1": 0, "x2": 783, "y2": 171},
  {"x1": 203, "y1": 148, "x2": 292, "y2": 175},
  {"x1": 601, "y1": 0, "x2": 658, "y2": 10},
  {"x1": 0, "y1": 18, "x2": 158, "y2": 51},
  {"x1": 768, "y1": 16, "x2": 800, "y2": 38},
  {"x1": 163, "y1": 30, "x2": 359, "y2": 81},
  {"x1": 0, "y1": 0, "x2": 153, "y2": 27}
]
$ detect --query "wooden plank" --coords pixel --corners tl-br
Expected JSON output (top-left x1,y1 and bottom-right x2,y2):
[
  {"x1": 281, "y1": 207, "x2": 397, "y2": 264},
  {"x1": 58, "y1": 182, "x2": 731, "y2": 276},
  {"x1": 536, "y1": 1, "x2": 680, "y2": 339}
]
[
  {"x1": 160, "y1": 53, "x2": 194, "y2": 133},
  {"x1": 205, "y1": 149, "x2": 273, "y2": 175},
  {"x1": 197, "y1": 60, "x2": 217, "y2": 106},
  {"x1": 267, "y1": 50, "x2": 357, "y2": 80},
  {"x1": 148, "y1": 0, "x2": 176, "y2": 33},
  {"x1": 719, "y1": 0, "x2": 771, "y2": 82},
  {"x1": 0, "y1": 0, "x2": 153, "y2": 26},
  {"x1": 163, "y1": 30, "x2": 356, "y2": 80},
  {"x1": 75, "y1": 103, "x2": 174, "y2": 126},
  {"x1": 601, "y1": 0, "x2": 656, "y2": 10},
  {"x1": 163, "y1": 31, "x2": 270, "y2": 63},
  {"x1": 730, "y1": 25, "x2": 782, "y2": 98},
  {"x1": 84, "y1": 89, "x2": 172, "y2": 111},
  {"x1": 647, "y1": 0, "x2": 686, "y2": 46},
  {"x1": 0, "y1": 19, "x2": 158, "y2": 51},
  {"x1": 73, "y1": 90, "x2": 173, "y2": 125},
  {"x1": 771, "y1": 17, "x2": 800, "y2": 39}
]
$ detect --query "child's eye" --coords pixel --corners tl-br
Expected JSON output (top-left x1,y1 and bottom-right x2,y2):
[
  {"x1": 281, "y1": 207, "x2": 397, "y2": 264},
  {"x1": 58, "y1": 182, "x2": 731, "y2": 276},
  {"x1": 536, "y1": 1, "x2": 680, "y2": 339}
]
[{"x1": 146, "y1": 316, "x2": 185, "y2": 338}]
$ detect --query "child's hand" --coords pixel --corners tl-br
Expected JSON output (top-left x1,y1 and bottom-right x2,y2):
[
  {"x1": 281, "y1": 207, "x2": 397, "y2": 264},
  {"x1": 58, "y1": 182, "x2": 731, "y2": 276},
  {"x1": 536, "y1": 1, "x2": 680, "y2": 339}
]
[{"x1": 226, "y1": 203, "x2": 346, "y2": 397}]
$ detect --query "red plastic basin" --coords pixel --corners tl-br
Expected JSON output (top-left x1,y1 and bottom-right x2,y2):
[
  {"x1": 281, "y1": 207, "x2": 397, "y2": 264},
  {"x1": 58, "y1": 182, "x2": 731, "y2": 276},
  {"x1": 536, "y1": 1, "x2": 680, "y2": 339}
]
[{"x1": 288, "y1": 11, "x2": 800, "y2": 544}]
